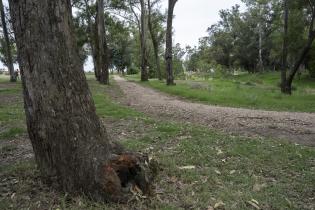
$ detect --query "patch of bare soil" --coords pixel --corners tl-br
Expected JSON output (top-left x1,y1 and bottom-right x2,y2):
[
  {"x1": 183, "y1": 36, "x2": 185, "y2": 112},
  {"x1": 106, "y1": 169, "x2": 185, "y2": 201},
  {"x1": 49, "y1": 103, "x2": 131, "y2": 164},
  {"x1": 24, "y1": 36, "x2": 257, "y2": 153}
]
[{"x1": 113, "y1": 76, "x2": 315, "y2": 146}]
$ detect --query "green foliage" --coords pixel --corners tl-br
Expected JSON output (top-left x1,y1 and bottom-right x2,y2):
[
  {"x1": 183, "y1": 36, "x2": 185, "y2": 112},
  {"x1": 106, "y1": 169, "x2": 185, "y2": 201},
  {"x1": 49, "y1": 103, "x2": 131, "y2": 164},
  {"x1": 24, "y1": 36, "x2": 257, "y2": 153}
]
[
  {"x1": 72, "y1": 14, "x2": 89, "y2": 66},
  {"x1": 106, "y1": 16, "x2": 133, "y2": 72},
  {"x1": 127, "y1": 65, "x2": 139, "y2": 75},
  {"x1": 307, "y1": 44, "x2": 315, "y2": 78},
  {"x1": 184, "y1": 0, "x2": 314, "y2": 80},
  {"x1": 0, "y1": 5, "x2": 18, "y2": 68},
  {"x1": 172, "y1": 43, "x2": 185, "y2": 76}
]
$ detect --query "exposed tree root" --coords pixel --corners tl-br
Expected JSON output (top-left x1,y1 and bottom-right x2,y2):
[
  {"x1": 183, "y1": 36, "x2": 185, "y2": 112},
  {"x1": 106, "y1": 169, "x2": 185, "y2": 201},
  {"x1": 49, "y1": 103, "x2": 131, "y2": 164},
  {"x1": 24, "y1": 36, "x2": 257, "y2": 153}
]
[{"x1": 102, "y1": 152, "x2": 158, "y2": 203}]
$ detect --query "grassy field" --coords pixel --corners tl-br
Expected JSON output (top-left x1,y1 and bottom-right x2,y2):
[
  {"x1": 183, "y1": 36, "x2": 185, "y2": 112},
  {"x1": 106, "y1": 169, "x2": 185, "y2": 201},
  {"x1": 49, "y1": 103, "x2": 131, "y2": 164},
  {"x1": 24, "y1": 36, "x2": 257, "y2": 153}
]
[
  {"x1": 1, "y1": 74, "x2": 315, "y2": 209},
  {"x1": 126, "y1": 72, "x2": 315, "y2": 113}
]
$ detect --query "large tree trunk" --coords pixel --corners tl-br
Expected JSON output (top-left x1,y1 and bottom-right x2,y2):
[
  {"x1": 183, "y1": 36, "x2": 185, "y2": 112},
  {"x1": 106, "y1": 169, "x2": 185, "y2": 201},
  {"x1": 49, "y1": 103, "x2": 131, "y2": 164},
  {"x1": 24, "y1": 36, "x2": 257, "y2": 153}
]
[
  {"x1": 9, "y1": 0, "x2": 153, "y2": 202},
  {"x1": 0, "y1": 0, "x2": 15, "y2": 82},
  {"x1": 148, "y1": 0, "x2": 162, "y2": 80},
  {"x1": 140, "y1": 0, "x2": 149, "y2": 81},
  {"x1": 96, "y1": 0, "x2": 110, "y2": 85},
  {"x1": 281, "y1": 0, "x2": 289, "y2": 93},
  {"x1": 165, "y1": 0, "x2": 177, "y2": 85}
]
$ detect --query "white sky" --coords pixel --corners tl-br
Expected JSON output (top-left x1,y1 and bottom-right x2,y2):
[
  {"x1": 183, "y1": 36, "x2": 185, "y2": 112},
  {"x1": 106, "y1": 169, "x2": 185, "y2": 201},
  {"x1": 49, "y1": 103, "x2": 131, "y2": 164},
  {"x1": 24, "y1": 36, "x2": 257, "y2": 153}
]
[
  {"x1": 161, "y1": 0, "x2": 244, "y2": 47},
  {"x1": 1, "y1": 0, "x2": 244, "y2": 70}
]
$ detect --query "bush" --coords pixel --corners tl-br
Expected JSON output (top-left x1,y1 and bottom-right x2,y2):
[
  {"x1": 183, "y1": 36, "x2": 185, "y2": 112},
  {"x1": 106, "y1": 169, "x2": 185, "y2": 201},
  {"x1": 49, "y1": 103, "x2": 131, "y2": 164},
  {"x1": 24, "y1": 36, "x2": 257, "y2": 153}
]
[
  {"x1": 213, "y1": 64, "x2": 230, "y2": 78},
  {"x1": 308, "y1": 67, "x2": 315, "y2": 78},
  {"x1": 127, "y1": 66, "x2": 139, "y2": 75}
]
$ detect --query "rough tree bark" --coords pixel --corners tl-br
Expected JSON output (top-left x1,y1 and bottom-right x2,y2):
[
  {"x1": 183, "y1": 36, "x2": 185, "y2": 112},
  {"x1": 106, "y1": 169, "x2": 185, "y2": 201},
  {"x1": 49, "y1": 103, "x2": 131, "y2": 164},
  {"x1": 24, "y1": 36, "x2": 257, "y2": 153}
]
[
  {"x1": 148, "y1": 0, "x2": 162, "y2": 80},
  {"x1": 281, "y1": 1, "x2": 315, "y2": 94},
  {"x1": 9, "y1": 0, "x2": 154, "y2": 202},
  {"x1": 96, "y1": 0, "x2": 110, "y2": 85},
  {"x1": 0, "y1": 0, "x2": 15, "y2": 82},
  {"x1": 165, "y1": 0, "x2": 177, "y2": 85},
  {"x1": 140, "y1": 0, "x2": 149, "y2": 81}
]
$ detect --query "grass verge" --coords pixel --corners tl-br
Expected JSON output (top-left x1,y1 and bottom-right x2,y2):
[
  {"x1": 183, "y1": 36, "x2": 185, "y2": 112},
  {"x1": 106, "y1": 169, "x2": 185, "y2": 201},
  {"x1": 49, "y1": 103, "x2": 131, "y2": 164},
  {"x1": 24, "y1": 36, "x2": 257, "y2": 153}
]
[{"x1": 126, "y1": 72, "x2": 315, "y2": 112}]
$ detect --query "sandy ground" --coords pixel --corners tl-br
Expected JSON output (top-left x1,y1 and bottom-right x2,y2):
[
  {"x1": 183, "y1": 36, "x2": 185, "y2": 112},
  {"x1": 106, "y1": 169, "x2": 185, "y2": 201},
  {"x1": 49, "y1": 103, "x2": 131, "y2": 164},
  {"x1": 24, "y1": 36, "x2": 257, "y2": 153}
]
[{"x1": 114, "y1": 76, "x2": 315, "y2": 146}]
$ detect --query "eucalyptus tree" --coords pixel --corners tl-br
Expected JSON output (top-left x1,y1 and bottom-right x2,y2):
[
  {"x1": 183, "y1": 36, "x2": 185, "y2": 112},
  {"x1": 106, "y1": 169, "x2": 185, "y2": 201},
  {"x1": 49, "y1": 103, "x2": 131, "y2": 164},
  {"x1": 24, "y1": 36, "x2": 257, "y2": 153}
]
[
  {"x1": 165, "y1": 0, "x2": 177, "y2": 85},
  {"x1": 281, "y1": 0, "x2": 315, "y2": 94},
  {"x1": 9, "y1": 0, "x2": 153, "y2": 202},
  {"x1": 73, "y1": 0, "x2": 110, "y2": 84},
  {"x1": 106, "y1": 16, "x2": 133, "y2": 73},
  {"x1": 96, "y1": 0, "x2": 110, "y2": 84},
  {"x1": 139, "y1": 0, "x2": 149, "y2": 81},
  {"x1": 123, "y1": 0, "x2": 150, "y2": 81},
  {"x1": 0, "y1": 0, "x2": 15, "y2": 82},
  {"x1": 148, "y1": 0, "x2": 165, "y2": 80},
  {"x1": 72, "y1": 0, "x2": 99, "y2": 78}
]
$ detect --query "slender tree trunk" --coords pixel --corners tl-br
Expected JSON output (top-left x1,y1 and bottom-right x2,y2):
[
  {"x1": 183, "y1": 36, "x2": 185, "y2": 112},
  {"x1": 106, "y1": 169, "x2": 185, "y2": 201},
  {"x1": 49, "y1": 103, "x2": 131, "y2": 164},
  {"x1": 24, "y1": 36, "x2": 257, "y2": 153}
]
[
  {"x1": 9, "y1": 0, "x2": 153, "y2": 202},
  {"x1": 153, "y1": 41, "x2": 161, "y2": 80},
  {"x1": 257, "y1": 4, "x2": 264, "y2": 73},
  {"x1": 0, "y1": 0, "x2": 15, "y2": 82},
  {"x1": 96, "y1": 0, "x2": 109, "y2": 85},
  {"x1": 285, "y1": 33, "x2": 315, "y2": 94},
  {"x1": 140, "y1": 0, "x2": 149, "y2": 81},
  {"x1": 148, "y1": 0, "x2": 162, "y2": 80},
  {"x1": 282, "y1": 2, "x2": 315, "y2": 94},
  {"x1": 258, "y1": 23, "x2": 264, "y2": 72},
  {"x1": 165, "y1": 0, "x2": 177, "y2": 85},
  {"x1": 83, "y1": 0, "x2": 99, "y2": 81},
  {"x1": 281, "y1": 0, "x2": 289, "y2": 93}
]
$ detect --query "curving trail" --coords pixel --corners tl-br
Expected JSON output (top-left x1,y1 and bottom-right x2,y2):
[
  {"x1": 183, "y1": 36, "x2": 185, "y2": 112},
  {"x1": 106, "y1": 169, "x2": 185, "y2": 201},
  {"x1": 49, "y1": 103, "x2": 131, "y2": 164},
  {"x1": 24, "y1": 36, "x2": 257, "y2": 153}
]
[{"x1": 113, "y1": 76, "x2": 315, "y2": 146}]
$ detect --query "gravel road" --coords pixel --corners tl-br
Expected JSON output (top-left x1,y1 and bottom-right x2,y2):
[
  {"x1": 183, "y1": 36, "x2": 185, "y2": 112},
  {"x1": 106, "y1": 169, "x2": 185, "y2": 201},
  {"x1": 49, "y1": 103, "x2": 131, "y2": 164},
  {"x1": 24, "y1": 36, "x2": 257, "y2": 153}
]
[{"x1": 114, "y1": 76, "x2": 315, "y2": 146}]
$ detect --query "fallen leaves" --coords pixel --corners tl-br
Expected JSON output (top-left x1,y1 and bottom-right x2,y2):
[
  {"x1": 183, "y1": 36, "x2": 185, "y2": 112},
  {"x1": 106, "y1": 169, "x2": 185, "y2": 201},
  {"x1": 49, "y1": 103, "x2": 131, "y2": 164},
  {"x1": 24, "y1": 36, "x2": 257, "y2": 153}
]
[
  {"x1": 178, "y1": 165, "x2": 196, "y2": 170},
  {"x1": 216, "y1": 147, "x2": 224, "y2": 155},
  {"x1": 229, "y1": 170, "x2": 236, "y2": 175},
  {"x1": 130, "y1": 184, "x2": 147, "y2": 199},
  {"x1": 214, "y1": 201, "x2": 225, "y2": 209},
  {"x1": 215, "y1": 169, "x2": 221, "y2": 175},
  {"x1": 246, "y1": 199, "x2": 261, "y2": 209},
  {"x1": 207, "y1": 206, "x2": 214, "y2": 210}
]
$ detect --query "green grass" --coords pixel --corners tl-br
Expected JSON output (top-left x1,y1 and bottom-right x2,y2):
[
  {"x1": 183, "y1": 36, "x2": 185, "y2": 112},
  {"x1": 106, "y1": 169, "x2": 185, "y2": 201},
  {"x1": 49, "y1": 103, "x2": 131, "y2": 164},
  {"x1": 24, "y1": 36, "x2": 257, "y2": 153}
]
[
  {"x1": 0, "y1": 74, "x2": 315, "y2": 209},
  {"x1": 87, "y1": 77, "x2": 142, "y2": 119},
  {"x1": 126, "y1": 72, "x2": 315, "y2": 112},
  {"x1": 0, "y1": 127, "x2": 25, "y2": 140},
  {"x1": 119, "y1": 120, "x2": 315, "y2": 209}
]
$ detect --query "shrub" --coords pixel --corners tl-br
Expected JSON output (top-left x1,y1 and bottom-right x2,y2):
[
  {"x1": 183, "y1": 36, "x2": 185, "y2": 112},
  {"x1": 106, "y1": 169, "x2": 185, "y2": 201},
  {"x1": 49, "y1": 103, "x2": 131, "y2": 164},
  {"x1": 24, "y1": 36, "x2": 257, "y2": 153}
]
[{"x1": 127, "y1": 66, "x2": 139, "y2": 75}]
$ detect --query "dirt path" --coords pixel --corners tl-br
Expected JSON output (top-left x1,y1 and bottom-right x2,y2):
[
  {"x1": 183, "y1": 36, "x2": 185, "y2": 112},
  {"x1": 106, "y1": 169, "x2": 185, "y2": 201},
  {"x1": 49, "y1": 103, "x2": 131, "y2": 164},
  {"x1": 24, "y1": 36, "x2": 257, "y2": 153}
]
[{"x1": 113, "y1": 76, "x2": 315, "y2": 146}]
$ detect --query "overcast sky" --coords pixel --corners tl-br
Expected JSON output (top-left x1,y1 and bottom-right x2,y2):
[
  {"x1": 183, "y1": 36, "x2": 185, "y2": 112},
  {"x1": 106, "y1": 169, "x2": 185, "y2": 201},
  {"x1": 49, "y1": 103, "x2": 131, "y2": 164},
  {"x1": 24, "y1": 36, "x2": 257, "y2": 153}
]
[
  {"x1": 161, "y1": 0, "x2": 244, "y2": 47},
  {"x1": 1, "y1": 0, "x2": 244, "y2": 70}
]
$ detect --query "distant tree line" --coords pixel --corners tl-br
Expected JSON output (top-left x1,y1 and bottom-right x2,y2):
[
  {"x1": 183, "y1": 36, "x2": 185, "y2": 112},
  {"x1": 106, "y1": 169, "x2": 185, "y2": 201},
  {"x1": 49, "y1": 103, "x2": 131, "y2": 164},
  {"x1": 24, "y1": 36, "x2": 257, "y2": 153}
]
[
  {"x1": 1, "y1": 0, "x2": 313, "y2": 91},
  {"x1": 185, "y1": 0, "x2": 315, "y2": 94}
]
